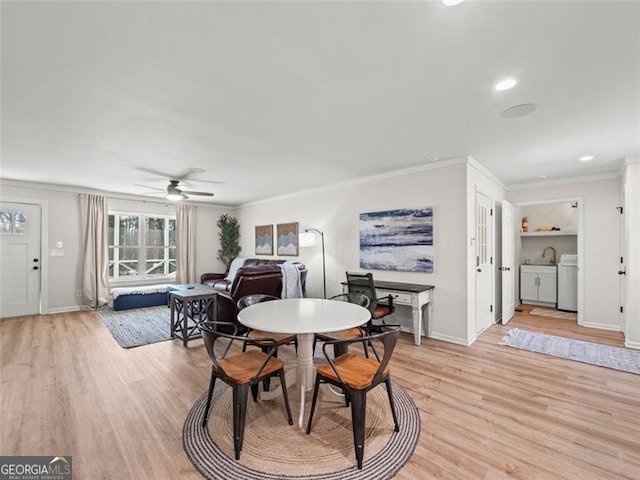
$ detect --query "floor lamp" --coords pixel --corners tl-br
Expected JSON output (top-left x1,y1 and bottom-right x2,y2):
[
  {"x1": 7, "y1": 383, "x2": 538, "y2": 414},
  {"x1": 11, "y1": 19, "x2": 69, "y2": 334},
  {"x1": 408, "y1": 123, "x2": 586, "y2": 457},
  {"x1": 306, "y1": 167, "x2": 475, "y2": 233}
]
[{"x1": 299, "y1": 228, "x2": 326, "y2": 299}]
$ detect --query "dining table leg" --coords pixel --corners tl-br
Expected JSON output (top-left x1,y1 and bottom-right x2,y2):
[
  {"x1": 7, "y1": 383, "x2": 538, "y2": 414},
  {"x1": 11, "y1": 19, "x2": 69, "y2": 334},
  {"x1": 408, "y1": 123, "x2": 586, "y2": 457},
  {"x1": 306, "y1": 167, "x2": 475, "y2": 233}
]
[{"x1": 296, "y1": 332, "x2": 314, "y2": 428}]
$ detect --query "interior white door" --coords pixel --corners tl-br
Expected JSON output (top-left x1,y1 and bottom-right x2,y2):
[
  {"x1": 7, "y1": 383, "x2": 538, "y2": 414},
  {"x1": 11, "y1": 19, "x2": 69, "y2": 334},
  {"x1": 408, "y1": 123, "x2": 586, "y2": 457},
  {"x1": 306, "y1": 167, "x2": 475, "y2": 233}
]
[
  {"x1": 475, "y1": 192, "x2": 494, "y2": 334},
  {"x1": 619, "y1": 189, "x2": 626, "y2": 332},
  {"x1": 0, "y1": 202, "x2": 42, "y2": 318},
  {"x1": 501, "y1": 200, "x2": 515, "y2": 324}
]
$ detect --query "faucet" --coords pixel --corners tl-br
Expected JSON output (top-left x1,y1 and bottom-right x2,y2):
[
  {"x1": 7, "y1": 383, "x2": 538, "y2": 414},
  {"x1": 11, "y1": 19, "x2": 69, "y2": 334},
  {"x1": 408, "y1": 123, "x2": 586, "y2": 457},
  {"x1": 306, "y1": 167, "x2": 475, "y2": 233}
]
[{"x1": 542, "y1": 246, "x2": 557, "y2": 265}]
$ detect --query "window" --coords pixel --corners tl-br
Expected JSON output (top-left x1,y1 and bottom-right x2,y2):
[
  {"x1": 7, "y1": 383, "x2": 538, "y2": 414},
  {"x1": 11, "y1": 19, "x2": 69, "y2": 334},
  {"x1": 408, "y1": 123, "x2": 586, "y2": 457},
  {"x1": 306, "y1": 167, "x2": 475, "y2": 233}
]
[
  {"x1": 108, "y1": 213, "x2": 176, "y2": 281},
  {"x1": 0, "y1": 210, "x2": 27, "y2": 235}
]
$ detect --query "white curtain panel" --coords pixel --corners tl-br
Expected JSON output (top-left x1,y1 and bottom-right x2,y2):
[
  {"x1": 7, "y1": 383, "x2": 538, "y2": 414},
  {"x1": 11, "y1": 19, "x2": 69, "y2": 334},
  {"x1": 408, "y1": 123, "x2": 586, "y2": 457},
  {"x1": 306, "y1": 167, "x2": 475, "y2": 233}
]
[
  {"x1": 176, "y1": 204, "x2": 197, "y2": 284},
  {"x1": 79, "y1": 194, "x2": 110, "y2": 309}
]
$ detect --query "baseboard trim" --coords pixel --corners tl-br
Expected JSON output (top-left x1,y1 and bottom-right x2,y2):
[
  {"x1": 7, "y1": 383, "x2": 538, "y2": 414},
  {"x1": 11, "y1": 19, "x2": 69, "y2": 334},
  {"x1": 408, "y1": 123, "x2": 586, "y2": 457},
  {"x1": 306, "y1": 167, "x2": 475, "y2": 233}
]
[
  {"x1": 624, "y1": 339, "x2": 640, "y2": 350},
  {"x1": 429, "y1": 331, "x2": 473, "y2": 346},
  {"x1": 582, "y1": 322, "x2": 622, "y2": 332},
  {"x1": 47, "y1": 306, "x2": 82, "y2": 314}
]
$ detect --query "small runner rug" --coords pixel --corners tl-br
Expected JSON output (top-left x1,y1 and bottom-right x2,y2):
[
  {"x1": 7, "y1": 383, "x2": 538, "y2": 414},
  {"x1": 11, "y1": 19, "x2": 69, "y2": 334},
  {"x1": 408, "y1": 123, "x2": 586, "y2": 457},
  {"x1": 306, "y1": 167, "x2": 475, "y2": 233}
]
[
  {"x1": 183, "y1": 381, "x2": 420, "y2": 479},
  {"x1": 99, "y1": 306, "x2": 171, "y2": 348},
  {"x1": 501, "y1": 328, "x2": 640, "y2": 374}
]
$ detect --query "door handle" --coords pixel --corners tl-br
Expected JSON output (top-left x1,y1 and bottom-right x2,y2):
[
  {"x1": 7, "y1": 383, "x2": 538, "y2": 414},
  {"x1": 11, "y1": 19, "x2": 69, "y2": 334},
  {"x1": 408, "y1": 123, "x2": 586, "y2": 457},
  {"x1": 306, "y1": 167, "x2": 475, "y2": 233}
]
[
  {"x1": 477, "y1": 268, "x2": 482, "y2": 272},
  {"x1": 33, "y1": 266, "x2": 39, "y2": 270},
  {"x1": 33, "y1": 258, "x2": 39, "y2": 263},
  {"x1": 618, "y1": 269, "x2": 626, "y2": 275}
]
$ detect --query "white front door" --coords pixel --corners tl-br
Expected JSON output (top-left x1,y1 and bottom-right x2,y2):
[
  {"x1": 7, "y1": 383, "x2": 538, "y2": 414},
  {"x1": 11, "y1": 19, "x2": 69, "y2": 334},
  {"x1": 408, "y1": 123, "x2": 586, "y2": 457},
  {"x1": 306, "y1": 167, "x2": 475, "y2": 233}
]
[
  {"x1": 501, "y1": 200, "x2": 516, "y2": 324},
  {"x1": 475, "y1": 192, "x2": 494, "y2": 334},
  {"x1": 0, "y1": 202, "x2": 42, "y2": 318}
]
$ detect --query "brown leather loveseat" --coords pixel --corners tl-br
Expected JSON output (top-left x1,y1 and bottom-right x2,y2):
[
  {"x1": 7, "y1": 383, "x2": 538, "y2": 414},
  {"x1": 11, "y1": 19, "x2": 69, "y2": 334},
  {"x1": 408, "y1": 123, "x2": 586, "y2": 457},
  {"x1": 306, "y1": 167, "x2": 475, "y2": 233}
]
[{"x1": 202, "y1": 258, "x2": 307, "y2": 333}]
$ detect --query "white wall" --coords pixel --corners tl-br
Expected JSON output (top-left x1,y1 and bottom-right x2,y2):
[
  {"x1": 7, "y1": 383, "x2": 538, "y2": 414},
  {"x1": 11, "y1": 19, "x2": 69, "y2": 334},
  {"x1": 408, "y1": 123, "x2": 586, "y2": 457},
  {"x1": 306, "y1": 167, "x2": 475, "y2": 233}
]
[
  {"x1": 508, "y1": 177, "x2": 621, "y2": 331},
  {"x1": 236, "y1": 161, "x2": 471, "y2": 344},
  {"x1": 520, "y1": 202, "x2": 578, "y2": 233},
  {"x1": 0, "y1": 181, "x2": 233, "y2": 312}
]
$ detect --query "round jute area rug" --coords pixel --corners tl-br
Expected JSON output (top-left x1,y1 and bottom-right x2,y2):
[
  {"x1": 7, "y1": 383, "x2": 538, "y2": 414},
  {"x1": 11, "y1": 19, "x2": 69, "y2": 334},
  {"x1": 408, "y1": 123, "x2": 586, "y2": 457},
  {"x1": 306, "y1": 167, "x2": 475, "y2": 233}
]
[{"x1": 183, "y1": 381, "x2": 420, "y2": 479}]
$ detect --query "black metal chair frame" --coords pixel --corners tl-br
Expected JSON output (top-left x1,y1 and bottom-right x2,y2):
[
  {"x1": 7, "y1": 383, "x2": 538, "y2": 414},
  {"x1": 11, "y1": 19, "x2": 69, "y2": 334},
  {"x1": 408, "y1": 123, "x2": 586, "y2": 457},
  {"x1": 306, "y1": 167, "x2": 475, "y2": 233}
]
[
  {"x1": 306, "y1": 325, "x2": 401, "y2": 469},
  {"x1": 200, "y1": 321, "x2": 293, "y2": 460},
  {"x1": 314, "y1": 293, "x2": 371, "y2": 358}
]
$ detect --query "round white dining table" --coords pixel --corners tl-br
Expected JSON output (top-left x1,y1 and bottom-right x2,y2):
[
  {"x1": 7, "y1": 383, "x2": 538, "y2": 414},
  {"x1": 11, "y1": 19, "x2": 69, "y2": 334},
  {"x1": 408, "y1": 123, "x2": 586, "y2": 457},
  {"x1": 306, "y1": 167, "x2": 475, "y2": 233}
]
[{"x1": 237, "y1": 298, "x2": 371, "y2": 428}]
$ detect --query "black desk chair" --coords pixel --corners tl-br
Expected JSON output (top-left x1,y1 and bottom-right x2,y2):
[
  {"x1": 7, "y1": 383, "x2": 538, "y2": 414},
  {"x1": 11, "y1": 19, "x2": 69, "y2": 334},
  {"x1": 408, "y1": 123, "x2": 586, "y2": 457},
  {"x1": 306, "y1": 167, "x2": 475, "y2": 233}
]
[{"x1": 345, "y1": 271, "x2": 395, "y2": 328}]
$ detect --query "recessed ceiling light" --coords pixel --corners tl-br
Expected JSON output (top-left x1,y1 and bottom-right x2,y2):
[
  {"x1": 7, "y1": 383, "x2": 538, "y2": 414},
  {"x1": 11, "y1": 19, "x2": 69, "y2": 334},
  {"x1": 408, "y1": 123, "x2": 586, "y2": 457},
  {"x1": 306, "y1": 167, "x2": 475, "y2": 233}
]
[
  {"x1": 443, "y1": 0, "x2": 464, "y2": 6},
  {"x1": 579, "y1": 155, "x2": 594, "y2": 162},
  {"x1": 501, "y1": 103, "x2": 537, "y2": 119},
  {"x1": 537, "y1": 175, "x2": 548, "y2": 180},
  {"x1": 495, "y1": 78, "x2": 518, "y2": 91}
]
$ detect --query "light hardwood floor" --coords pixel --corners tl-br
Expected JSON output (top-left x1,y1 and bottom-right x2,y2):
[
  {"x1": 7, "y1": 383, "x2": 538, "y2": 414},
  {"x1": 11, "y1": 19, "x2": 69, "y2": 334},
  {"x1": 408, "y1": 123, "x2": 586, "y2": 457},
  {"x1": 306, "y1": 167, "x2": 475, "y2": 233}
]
[{"x1": 1, "y1": 307, "x2": 638, "y2": 479}]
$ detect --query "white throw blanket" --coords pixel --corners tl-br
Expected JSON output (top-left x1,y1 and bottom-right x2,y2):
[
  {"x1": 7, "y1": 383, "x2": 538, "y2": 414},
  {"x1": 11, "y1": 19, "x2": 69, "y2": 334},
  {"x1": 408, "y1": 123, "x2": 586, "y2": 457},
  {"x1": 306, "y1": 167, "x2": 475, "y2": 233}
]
[{"x1": 280, "y1": 262, "x2": 303, "y2": 299}]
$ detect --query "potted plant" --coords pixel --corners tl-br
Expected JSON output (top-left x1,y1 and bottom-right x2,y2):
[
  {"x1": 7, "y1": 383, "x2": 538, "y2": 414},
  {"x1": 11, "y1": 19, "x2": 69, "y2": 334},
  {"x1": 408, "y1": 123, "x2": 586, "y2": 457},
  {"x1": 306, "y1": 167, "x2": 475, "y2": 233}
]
[{"x1": 217, "y1": 214, "x2": 241, "y2": 268}]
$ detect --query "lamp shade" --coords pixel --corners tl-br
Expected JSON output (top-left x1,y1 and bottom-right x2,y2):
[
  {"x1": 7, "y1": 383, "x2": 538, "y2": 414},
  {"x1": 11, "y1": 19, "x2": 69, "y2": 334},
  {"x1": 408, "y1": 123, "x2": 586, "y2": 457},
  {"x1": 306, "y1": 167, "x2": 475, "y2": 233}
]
[{"x1": 299, "y1": 231, "x2": 316, "y2": 247}]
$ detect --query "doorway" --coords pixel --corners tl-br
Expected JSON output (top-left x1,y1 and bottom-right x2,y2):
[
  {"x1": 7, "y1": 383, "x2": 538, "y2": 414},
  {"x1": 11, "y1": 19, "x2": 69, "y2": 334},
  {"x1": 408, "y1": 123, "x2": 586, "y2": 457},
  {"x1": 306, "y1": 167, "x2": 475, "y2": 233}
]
[
  {"x1": 475, "y1": 191, "x2": 494, "y2": 334},
  {"x1": 508, "y1": 198, "x2": 584, "y2": 325},
  {"x1": 0, "y1": 201, "x2": 44, "y2": 317}
]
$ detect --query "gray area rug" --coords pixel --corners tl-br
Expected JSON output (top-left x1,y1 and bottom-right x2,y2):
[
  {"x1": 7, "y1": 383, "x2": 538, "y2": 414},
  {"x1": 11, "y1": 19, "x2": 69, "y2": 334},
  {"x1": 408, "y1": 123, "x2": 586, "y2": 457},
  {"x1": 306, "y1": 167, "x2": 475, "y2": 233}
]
[
  {"x1": 99, "y1": 306, "x2": 171, "y2": 348},
  {"x1": 501, "y1": 328, "x2": 640, "y2": 374},
  {"x1": 183, "y1": 381, "x2": 420, "y2": 479}
]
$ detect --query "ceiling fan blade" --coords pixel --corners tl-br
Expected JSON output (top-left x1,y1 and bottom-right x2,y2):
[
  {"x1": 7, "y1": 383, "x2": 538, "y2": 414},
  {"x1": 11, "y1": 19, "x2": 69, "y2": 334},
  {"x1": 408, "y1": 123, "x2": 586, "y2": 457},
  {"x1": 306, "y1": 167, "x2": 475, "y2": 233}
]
[
  {"x1": 135, "y1": 167, "x2": 173, "y2": 178},
  {"x1": 134, "y1": 183, "x2": 164, "y2": 191},
  {"x1": 187, "y1": 178, "x2": 224, "y2": 185},
  {"x1": 174, "y1": 168, "x2": 206, "y2": 181},
  {"x1": 182, "y1": 190, "x2": 214, "y2": 197}
]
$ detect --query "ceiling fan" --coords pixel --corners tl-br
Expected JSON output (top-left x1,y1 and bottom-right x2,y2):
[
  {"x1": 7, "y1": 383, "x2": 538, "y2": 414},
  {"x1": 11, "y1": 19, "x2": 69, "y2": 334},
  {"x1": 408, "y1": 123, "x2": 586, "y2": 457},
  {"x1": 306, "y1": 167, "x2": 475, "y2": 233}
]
[
  {"x1": 135, "y1": 167, "x2": 219, "y2": 201},
  {"x1": 162, "y1": 180, "x2": 214, "y2": 201}
]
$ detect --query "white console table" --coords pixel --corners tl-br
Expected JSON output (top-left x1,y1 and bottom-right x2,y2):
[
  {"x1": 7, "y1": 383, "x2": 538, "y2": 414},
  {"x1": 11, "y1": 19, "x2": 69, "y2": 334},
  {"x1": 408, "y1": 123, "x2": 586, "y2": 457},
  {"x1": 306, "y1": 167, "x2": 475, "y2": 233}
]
[{"x1": 342, "y1": 280, "x2": 434, "y2": 346}]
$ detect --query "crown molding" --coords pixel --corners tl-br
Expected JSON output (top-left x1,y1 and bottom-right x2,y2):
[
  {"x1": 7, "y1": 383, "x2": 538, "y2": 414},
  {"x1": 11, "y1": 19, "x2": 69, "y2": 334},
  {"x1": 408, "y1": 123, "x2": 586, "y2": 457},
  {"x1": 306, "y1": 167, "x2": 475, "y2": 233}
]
[
  {"x1": 466, "y1": 156, "x2": 507, "y2": 190},
  {"x1": 506, "y1": 172, "x2": 620, "y2": 191},
  {"x1": 0, "y1": 178, "x2": 233, "y2": 209},
  {"x1": 240, "y1": 156, "x2": 469, "y2": 208}
]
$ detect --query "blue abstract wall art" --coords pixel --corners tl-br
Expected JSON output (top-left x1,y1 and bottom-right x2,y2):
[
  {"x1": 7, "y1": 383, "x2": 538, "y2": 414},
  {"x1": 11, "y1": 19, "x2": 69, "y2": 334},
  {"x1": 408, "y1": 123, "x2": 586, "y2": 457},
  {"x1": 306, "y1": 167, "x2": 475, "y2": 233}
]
[{"x1": 360, "y1": 208, "x2": 433, "y2": 272}]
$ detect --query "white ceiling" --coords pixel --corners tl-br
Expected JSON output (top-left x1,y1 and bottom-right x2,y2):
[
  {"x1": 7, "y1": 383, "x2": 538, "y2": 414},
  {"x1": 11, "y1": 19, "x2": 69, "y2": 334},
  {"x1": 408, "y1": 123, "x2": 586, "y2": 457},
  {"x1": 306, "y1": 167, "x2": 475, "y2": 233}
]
[{"x1": 1, "y1": 1, "x2": 638, "y2": 205}]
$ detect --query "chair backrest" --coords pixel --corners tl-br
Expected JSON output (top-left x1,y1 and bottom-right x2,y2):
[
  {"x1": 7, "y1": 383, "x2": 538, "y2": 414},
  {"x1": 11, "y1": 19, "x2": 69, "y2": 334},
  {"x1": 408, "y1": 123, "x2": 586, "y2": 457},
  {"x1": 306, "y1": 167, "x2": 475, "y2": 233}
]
[
  {"x1": 328, "y1": 293, "x2": 370, "y2": 310},
  {"x1": 236, "y1": 294, "x2": 279, "y2": 311},
  {"x1": 345, "y1": 271, "x2": 377, "y2": 315},
  {"x1": 200, "y1": 321, "x2": 278, "y2": 384}
]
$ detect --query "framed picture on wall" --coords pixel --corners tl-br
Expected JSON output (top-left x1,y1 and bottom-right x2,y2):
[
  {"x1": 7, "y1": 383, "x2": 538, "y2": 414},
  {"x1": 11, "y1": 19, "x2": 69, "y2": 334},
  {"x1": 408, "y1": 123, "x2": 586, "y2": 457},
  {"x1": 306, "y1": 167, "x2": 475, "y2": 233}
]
[
  {"x1": 255, "y1": 224, "x2": 274, "y2": 255},
  {"x1": 359, "y1": 207, "x2": 434, "y2": 272},
  {"x1": 276, "y1": 222, "x2": 299, "y2": 256}
]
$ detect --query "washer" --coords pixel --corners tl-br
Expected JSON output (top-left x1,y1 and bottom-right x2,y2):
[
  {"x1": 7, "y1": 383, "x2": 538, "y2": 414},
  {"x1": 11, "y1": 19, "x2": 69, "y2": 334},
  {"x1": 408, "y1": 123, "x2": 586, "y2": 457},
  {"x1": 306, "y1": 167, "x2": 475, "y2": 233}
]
[{"x1": 557, "y1": 254, "x2": 578, "y2": 312}]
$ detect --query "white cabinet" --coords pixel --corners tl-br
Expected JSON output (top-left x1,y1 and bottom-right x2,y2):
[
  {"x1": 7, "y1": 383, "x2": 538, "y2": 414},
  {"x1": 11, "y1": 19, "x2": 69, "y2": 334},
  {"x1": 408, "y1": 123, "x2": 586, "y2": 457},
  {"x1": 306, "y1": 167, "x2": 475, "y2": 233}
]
[{"x1": 520, "y1": 265, "x2": 557, "y2": 306}]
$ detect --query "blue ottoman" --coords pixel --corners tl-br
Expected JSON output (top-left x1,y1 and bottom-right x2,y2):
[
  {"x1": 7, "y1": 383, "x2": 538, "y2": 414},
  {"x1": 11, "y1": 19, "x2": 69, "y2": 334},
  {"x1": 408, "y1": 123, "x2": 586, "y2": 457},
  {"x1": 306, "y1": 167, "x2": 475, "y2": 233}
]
[{"x1": 111, "y1": 285, "x2": 171, "y2": 311}]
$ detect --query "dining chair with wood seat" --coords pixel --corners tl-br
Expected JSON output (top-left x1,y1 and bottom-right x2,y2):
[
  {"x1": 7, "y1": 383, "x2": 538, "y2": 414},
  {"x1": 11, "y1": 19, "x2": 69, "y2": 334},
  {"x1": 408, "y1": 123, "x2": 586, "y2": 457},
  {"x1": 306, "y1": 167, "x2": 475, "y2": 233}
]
[
  {"x1": 306, "y1": 325, "x2": 401, "y2": 470},
  {"x1": 314, "y1": 293, "x2": 371, "y2": 358},
  {"x1": 200, "y1": 321, "x2": 293, "y2": 460},
  {"x1": 237, "y1": 294, "x2": 297, "y2": 354},
  {"x1": 345, "y1": 271, "x2": 395, "y2": 328}
]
